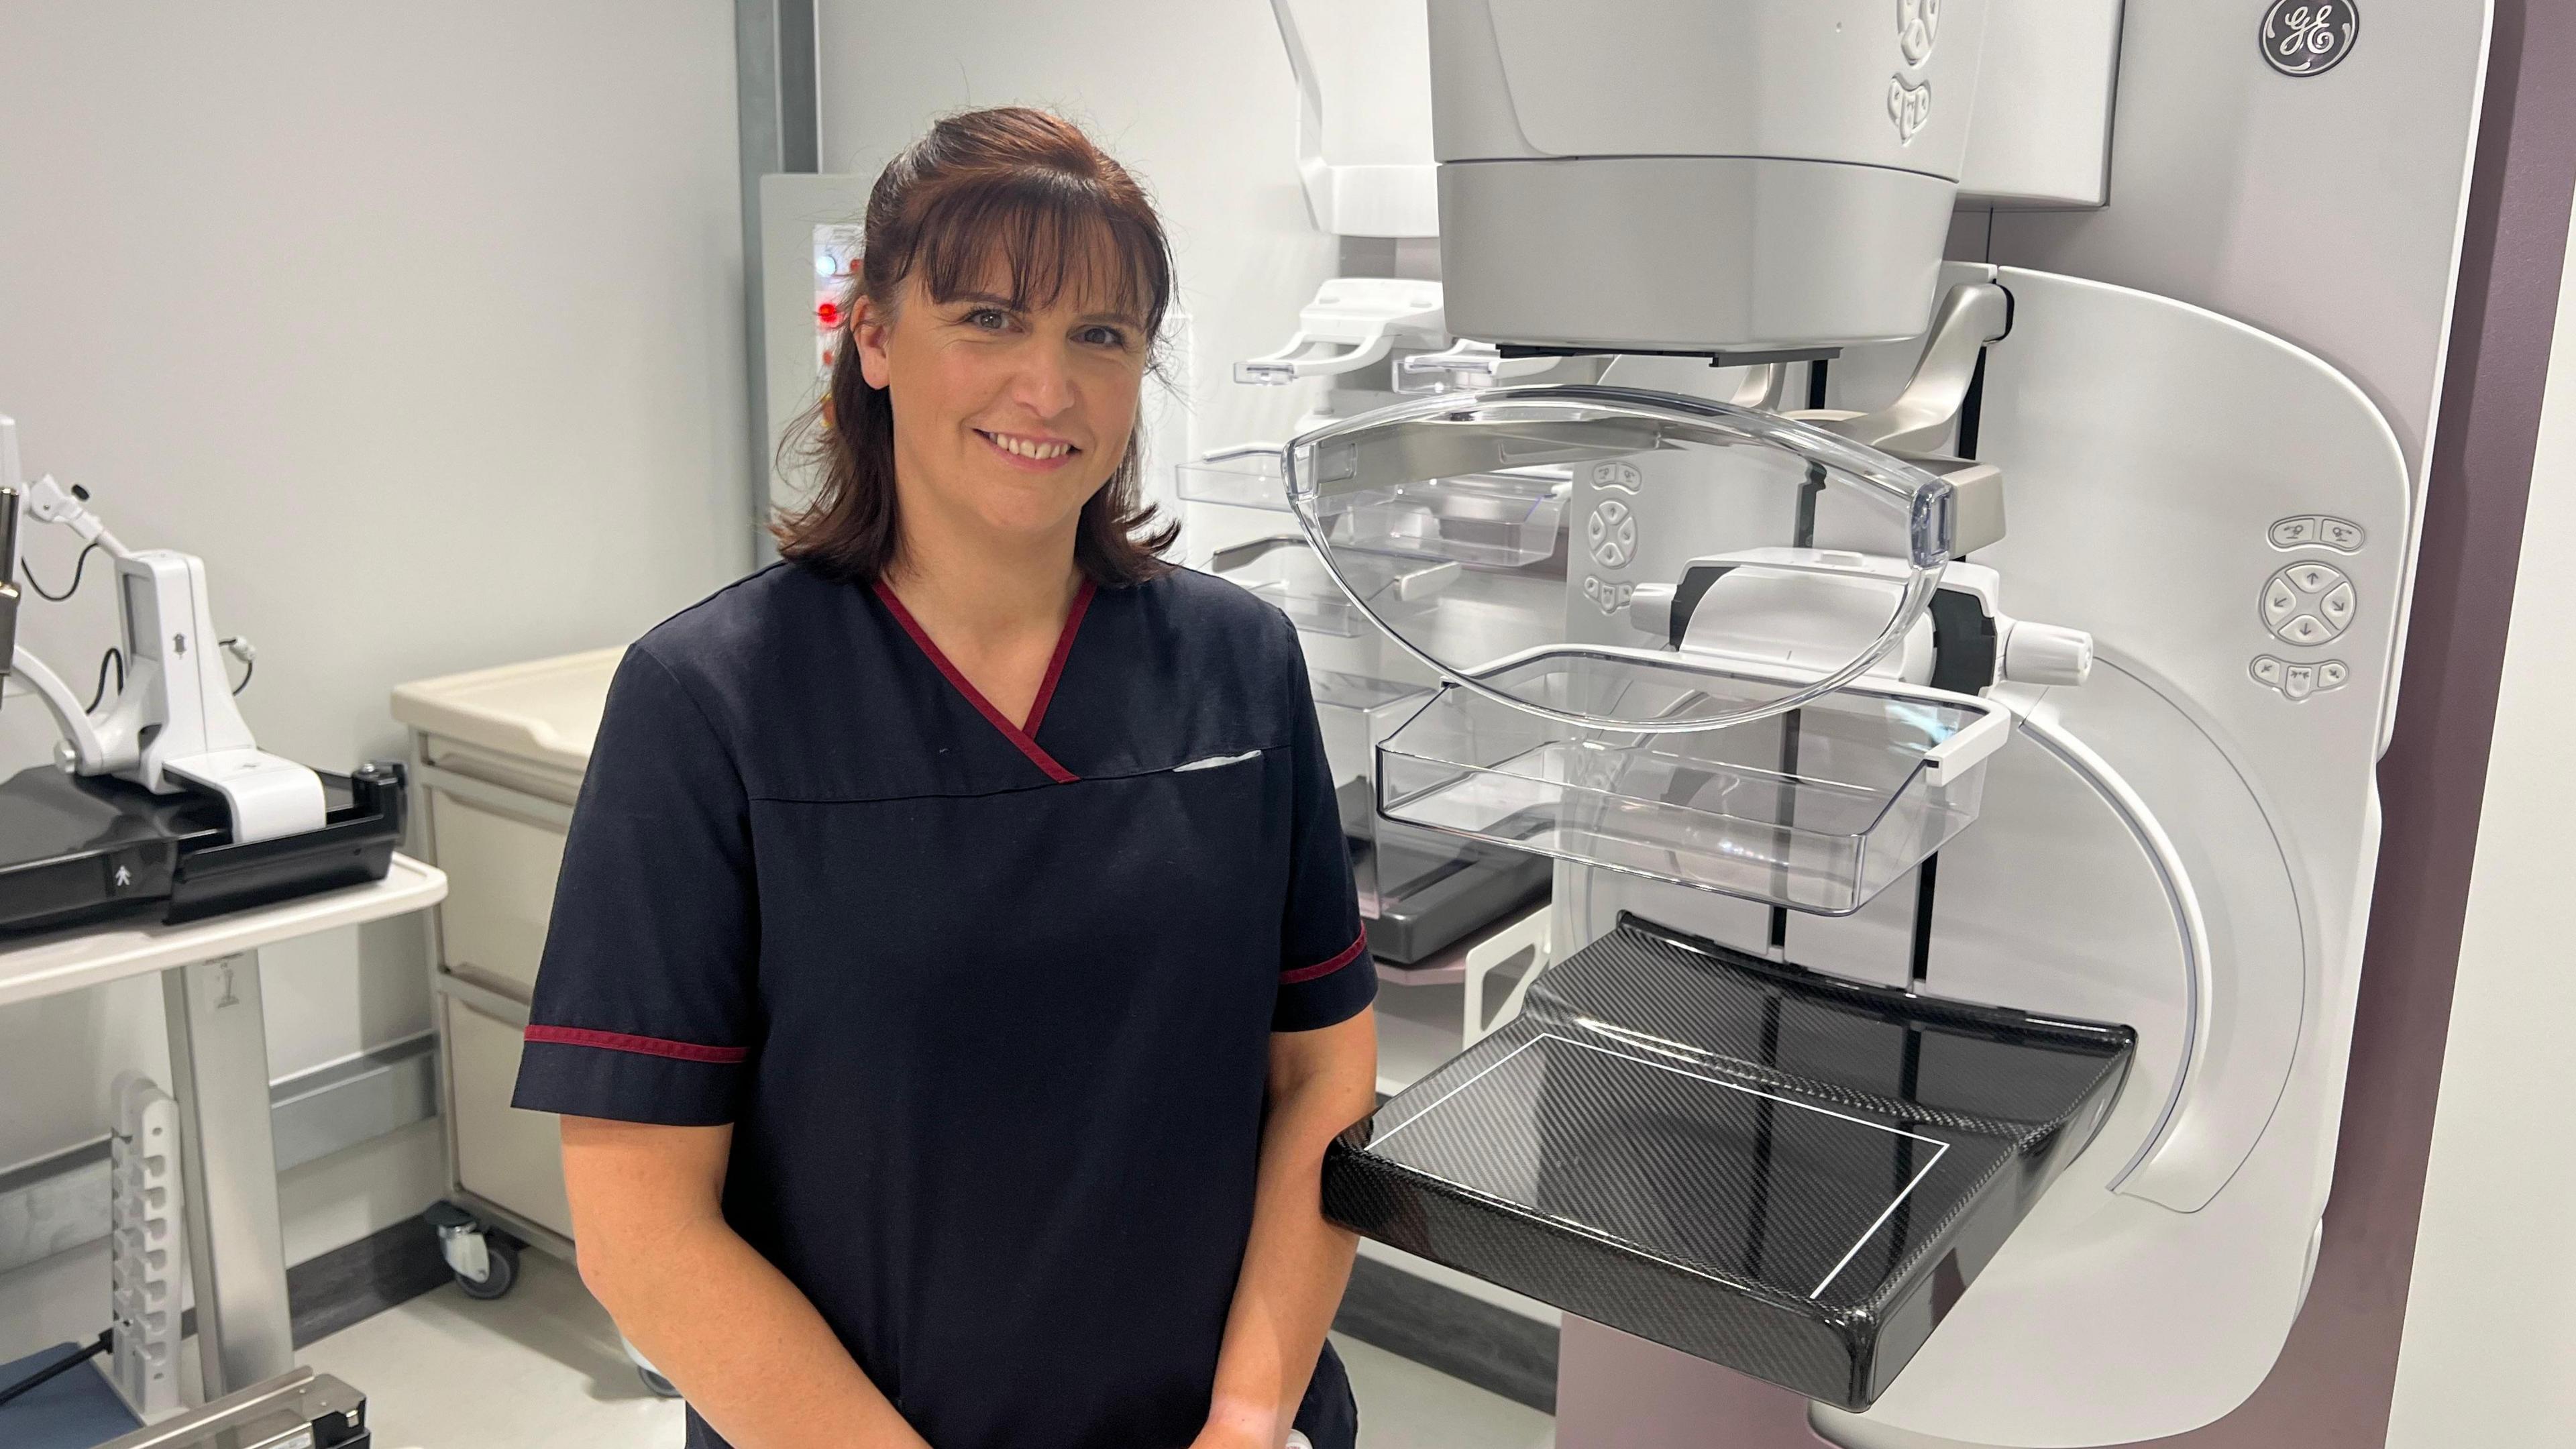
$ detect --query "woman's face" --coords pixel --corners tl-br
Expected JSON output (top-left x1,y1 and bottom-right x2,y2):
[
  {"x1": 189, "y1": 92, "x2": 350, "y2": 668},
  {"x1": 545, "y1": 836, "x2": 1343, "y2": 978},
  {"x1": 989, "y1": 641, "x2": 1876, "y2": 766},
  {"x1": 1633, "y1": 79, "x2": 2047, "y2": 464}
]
[{"x1": 855, "y1": 264, "x2": 1148, "y2": 555}]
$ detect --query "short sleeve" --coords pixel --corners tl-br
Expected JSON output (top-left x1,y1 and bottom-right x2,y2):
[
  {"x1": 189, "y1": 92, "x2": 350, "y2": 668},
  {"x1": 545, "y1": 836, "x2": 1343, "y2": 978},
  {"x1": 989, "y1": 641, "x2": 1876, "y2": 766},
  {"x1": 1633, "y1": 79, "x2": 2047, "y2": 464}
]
[
  {"x1": 1273, "y1": 632, "x2": 1378, "y2": 1033},
  {"x1": 511, "y1": 644, "x2": 759, "y2": 1125}
]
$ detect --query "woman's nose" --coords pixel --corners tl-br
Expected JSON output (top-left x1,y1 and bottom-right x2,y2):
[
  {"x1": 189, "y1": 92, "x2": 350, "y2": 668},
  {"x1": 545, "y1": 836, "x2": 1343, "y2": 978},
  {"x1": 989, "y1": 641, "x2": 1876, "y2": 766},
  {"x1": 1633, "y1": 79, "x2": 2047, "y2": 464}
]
[{"x1": 1010, "y1": 341, "x2": 1080, "y2": 417}]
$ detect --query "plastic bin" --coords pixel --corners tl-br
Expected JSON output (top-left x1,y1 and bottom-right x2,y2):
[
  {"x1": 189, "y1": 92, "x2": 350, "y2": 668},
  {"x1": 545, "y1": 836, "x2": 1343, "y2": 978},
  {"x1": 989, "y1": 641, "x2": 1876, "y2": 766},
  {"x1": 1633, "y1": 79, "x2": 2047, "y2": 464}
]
[
  {"x1": 1309, "y1": 669, "x2": 1550, "y2": 965},
  {"x1": 1375, "y1": 649, "x2": 2010, "y2": 916},
  {"x1": 1216, "y1": 539, "x2": 1460, "y2": 639}
]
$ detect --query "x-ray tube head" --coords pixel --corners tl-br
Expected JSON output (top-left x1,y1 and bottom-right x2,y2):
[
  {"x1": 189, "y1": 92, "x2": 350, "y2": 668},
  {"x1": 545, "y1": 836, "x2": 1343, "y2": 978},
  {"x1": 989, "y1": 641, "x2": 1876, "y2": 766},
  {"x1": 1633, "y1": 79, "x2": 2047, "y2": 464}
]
[{"x1": 1427, "y1": 0, "x2": 1990, "y2": 354}]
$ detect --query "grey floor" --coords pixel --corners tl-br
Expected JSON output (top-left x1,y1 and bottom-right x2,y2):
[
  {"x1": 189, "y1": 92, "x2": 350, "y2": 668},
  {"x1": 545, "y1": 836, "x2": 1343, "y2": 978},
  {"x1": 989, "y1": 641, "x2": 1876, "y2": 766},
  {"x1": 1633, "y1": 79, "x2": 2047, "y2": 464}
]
[{"x1": 302, "y1": 1249, "x2": 1555, "y2": 1448}]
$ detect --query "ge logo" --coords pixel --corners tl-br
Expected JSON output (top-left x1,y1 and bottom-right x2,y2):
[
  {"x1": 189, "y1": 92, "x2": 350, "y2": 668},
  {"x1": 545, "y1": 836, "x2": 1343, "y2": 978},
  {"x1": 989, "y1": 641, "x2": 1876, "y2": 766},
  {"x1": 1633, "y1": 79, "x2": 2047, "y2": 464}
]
[
  {"x1": 1897, "y1": 0, "x2": 1941, "y2": 66},
  {"x1": 2261, "y1": 0, "x2": 2357, "y2": 78},
  {"x1": 1581, "y1": 576, "x2": 1634, "y2": 618},
  {"x1": 1587, "y1": 500, "x2": 1638, "y2": 568},
  {"x1": 1591, "y1": 460, "x2": 1642, "y2": 494}
]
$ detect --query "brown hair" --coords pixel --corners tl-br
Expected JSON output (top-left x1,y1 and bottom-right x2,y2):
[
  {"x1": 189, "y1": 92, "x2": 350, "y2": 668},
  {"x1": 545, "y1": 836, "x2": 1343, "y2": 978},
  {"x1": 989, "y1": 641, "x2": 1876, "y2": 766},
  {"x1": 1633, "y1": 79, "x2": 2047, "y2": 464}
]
[{"x1": 773, "y1": 107, "x2": 1179, "y2": 586}]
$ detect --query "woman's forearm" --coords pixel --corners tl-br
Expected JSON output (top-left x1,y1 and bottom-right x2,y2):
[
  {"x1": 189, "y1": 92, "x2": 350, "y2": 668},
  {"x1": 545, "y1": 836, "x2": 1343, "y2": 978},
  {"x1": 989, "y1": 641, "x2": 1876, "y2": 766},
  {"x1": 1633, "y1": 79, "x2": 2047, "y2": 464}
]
[
  {"x1": 586, "y1": 1213, "x2": 928, "y2": 1449},
  {"x1": 561, "y1": 1118, "x2": 927, "y2": 1449},
  {"x1": 1200, "y1": 1014, "x2": 1379, "y2": 1448}
]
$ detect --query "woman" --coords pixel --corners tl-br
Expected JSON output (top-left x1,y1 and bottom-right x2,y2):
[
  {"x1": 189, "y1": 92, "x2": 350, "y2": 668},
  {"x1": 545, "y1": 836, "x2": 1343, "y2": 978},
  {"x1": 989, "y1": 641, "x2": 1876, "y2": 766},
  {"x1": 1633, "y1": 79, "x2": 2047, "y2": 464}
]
[{"x1": 511, "y1": 107, "x2": 1379, "y2": 1449}]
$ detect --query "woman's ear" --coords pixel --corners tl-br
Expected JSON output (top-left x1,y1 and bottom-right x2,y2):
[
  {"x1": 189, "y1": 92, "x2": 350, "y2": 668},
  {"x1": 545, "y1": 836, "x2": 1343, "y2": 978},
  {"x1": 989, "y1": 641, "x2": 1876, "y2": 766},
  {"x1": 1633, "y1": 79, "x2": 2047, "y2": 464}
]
[{"x1": 852, "y1": 294, "x2": 894, "y2": 390}]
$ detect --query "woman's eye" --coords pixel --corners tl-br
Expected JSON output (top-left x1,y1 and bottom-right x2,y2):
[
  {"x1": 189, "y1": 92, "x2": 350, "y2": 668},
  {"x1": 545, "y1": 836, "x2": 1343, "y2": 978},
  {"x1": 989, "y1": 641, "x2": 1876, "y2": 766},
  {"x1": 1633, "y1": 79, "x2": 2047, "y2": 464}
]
[
  {"x1": 964, "y1": 308, "x2": 1010, "y2": 331},
  {"x1": 1079, "y1": 325, "x2": 1130, "y2": 348}
]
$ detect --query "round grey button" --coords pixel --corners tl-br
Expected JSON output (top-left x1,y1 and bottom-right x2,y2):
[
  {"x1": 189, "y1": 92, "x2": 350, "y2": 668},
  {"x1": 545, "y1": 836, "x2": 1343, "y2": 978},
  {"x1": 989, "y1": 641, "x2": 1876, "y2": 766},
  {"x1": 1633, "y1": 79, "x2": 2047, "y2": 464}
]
[
  {"x1": 1587, "y1": 499, "x2": 1637, "y2": 568},
  {"x1": 2261, "y1": 562, "x2": 2357, "y2": 644}
]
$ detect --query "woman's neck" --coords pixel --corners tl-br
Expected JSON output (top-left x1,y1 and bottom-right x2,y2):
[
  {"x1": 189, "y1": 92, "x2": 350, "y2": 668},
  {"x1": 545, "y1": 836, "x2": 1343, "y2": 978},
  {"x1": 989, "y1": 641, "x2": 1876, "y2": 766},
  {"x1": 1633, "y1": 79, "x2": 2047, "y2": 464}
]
[{"x1": 883, "y1": 513, "x2": 1084, "y2": 650}]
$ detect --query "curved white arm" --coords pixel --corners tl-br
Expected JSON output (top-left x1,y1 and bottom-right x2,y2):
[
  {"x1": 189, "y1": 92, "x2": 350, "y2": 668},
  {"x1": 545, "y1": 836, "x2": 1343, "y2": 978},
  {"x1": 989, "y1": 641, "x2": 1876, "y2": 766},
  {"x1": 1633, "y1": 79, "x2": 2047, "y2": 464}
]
[
  {"x1": 9, "y1": 645, "x2": 125, "y2": 774},
  {"x1": 24, "y1": 474, "x2": 131, "y2": 558}
]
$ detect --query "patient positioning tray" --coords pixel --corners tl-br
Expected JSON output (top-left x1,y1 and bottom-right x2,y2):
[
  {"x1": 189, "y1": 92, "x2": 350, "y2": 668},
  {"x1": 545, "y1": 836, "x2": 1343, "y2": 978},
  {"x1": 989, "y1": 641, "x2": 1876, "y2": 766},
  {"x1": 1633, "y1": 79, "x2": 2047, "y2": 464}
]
[{"x1": 1322, "y1": 915, "x2": 2133, "y2": 1408}]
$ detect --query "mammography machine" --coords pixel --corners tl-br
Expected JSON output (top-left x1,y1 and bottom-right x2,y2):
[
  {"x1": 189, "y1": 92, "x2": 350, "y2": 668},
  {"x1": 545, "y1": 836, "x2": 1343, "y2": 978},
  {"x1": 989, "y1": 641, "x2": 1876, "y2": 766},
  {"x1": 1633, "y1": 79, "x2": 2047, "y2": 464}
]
[
  {"x1": 0, "y1": 416, "x2": 404, "y2": 936},
  {"x1": 1218, "y1": 2, "x2": 2491, "y2": 1444}
]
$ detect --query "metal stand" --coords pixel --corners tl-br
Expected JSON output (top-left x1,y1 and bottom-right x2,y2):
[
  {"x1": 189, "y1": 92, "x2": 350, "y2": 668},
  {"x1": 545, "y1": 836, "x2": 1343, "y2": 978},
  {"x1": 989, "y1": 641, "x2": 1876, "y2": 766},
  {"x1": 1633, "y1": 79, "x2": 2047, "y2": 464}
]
[
  {"x1": 0, "y1": 856, "x2": 446, "y2": 1423},
  {"x1": 96, "y1": 1366, "x2": 365, "y2": 1448},
  {"x1": 159, "y1": 951, "x2": 291, "y2": 1399}
]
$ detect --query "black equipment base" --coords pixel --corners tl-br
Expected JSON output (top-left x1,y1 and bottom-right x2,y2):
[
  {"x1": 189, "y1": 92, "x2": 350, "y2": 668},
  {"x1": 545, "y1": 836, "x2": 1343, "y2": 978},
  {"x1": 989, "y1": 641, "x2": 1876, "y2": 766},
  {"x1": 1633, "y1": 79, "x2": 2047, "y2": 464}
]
[
  {"x1": 0, "y1": 761, "x2": 407, "y2": 939},
  {"x1": 1323, "y1": 914, "x2": 2133, "y2": 1409}
]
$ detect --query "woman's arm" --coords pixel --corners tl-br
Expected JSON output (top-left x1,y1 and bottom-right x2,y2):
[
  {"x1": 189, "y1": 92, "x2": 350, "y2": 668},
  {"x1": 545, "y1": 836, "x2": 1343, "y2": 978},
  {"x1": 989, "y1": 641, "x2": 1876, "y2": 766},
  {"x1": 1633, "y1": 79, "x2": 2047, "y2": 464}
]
[
  {"x1": 1195, "y1": 1009, "x2": 1381, "y2": 1449},
  {"x1": 561, "y1": 1116, "x2": 930, "y2": 1449}
]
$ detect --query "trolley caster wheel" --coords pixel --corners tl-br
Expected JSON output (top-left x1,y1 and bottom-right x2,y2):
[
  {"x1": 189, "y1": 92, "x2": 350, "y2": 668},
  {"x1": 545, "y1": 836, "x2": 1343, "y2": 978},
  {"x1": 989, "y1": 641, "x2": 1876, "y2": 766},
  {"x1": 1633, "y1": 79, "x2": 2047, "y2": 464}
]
[
  {"x1": 425, "y1": 1201, "x2": 519, "y2": 1301},
  {"x1": 639, "y1": 1366, "x2": 682, "y2": 1399},
  {"x1": 455, "y1": 1234, "x2": 519, "y2": 1300}
]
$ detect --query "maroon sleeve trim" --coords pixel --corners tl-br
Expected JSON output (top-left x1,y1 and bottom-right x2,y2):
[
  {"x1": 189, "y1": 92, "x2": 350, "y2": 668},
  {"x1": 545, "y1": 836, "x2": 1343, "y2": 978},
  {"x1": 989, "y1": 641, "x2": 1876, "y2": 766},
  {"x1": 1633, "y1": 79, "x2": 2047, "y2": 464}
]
[
  {"x1": 523, "y1": 1024, "x2": 750, "y2": 1064},
  {"x1": 1281, "y1": 930, "x2": 1368, "y2": 984}
]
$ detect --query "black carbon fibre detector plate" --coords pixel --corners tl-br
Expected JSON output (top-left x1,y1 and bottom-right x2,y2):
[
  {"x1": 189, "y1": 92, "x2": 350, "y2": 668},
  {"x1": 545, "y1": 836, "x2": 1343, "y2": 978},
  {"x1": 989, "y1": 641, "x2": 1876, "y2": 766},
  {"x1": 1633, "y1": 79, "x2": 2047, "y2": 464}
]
[{"x1": 1323, "y1": 914, "x2": 2133, "y2": 1409}]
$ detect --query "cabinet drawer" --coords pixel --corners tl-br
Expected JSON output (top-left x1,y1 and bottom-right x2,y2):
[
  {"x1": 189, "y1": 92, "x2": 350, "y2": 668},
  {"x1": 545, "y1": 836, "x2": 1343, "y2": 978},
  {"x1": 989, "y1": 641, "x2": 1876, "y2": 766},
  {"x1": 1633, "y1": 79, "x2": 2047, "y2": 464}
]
[
  {"x1": 446, "y1": 996, "x2": 576, "y2": 1241},
  {"x1": 430, "y1": 789, "x2": 568, "y2": 998}
]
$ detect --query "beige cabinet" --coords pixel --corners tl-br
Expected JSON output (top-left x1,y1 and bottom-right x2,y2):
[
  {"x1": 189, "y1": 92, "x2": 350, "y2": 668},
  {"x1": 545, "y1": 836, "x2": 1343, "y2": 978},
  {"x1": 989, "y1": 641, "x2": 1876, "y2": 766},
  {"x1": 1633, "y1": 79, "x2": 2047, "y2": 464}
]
[{"x1": 393, "y1": 649, "x2": 620, "y2": 1258}]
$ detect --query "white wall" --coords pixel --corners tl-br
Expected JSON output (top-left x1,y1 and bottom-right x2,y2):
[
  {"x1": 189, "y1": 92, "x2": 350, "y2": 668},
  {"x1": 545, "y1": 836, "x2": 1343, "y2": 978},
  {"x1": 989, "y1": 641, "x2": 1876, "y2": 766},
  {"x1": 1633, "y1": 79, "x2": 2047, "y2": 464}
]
[
  {"x1": 814, "y1": 0, "x2": 1346, "y2": 547},
  {"x1": 2383, "y1": 189, "x2": 2576, "y2": 1440},
  {"x1": 0, "y1": 0, "x2": 748, "y2": 1294}
]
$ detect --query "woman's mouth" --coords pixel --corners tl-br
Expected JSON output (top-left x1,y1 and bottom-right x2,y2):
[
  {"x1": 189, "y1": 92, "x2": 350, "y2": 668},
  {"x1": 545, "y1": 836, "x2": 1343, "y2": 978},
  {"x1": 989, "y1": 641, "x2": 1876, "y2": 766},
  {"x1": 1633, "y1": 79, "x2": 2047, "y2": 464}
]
[{"x1": 977, "y1": 429, "x2": 1080, "y2": 470}]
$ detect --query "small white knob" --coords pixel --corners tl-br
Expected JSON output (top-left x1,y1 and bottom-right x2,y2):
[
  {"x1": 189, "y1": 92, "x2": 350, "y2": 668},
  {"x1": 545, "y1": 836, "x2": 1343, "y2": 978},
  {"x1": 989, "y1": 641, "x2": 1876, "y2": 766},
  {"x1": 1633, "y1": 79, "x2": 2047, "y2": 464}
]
[
  {"x1": 1628, "y1": 583, "x2": 1678, "y2": 641},
  {"x1": 2001, "y1": 621, "x2": 2094, "y2": 686}
]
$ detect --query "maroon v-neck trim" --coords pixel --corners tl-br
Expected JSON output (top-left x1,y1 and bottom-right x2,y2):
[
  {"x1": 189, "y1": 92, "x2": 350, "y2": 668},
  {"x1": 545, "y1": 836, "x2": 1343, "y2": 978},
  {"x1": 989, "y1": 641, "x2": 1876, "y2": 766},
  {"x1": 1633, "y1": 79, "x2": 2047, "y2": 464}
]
[
  {"x1": 1023, "y1": 581, "x2": 1093, "y2": 738},
  {"x1": 873, "y1": 578, "x2": 1093, "y2": 784}
]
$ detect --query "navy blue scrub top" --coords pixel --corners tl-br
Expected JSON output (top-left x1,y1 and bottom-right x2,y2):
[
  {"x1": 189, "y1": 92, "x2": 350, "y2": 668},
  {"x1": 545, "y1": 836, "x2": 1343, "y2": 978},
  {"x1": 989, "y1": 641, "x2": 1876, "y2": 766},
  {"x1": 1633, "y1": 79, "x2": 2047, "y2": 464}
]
[{"x1": 512, "y1": 561, "x2": 1377, "y2": 1449}]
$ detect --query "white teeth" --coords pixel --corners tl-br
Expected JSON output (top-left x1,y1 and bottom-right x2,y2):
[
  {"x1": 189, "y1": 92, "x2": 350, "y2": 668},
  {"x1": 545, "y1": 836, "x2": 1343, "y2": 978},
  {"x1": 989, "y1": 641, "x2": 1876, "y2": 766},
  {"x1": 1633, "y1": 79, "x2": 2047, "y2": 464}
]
[{"x1": 987, "y1": 432, "x2": 1071, "y2": 460}]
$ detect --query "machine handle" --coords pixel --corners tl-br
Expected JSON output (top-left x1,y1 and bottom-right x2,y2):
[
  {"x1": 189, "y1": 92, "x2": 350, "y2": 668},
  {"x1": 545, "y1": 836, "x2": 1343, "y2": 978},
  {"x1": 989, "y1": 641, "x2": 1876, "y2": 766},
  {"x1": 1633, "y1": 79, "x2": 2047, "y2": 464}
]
[
  {"x1": 0, "y1": 488, "x2": 19, "y2": 684},
  {"x1": 1921, "y1": 704, "x2": 2012, "y2": 788},
  {"x1": 1, "y1": 419, "x2": 23, "y2": 641},
  {"x1": 1234, "y1": 329, "x2": 1398, "y2": 385}
]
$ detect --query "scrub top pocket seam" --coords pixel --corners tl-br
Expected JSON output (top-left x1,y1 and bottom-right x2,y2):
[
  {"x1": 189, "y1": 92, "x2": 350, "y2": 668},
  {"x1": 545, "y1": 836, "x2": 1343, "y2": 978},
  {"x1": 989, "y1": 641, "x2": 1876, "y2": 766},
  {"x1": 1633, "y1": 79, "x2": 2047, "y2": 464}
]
[{"x1": 746, "y1": 742, "x2": 1292, "y2": 808}]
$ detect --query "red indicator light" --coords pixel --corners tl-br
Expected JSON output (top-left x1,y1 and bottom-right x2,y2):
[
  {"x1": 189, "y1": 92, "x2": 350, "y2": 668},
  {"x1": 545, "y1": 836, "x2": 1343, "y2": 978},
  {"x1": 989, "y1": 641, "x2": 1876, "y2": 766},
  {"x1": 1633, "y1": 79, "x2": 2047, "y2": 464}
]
[{"x1": 816, "y1": 300, "x2": 840, "y2": 326}]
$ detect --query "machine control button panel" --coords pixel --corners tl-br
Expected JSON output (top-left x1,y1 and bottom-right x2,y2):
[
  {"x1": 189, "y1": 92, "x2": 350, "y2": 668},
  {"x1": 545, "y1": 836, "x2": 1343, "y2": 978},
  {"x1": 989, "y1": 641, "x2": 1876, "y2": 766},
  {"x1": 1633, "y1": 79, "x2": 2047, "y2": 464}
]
[
  {"x1": 1587, "y1": 498, "x2": 1638, "y2": 568},
  {"x1": 2269, "y1": 515, "x2": 2367, "y2": 552},
  {"x1": 2252, "y1": 655, "x2": 2350, "y2": 702},
  {"x1": 2259, "y1": 561, "x2": 2357, "y2": 645}
]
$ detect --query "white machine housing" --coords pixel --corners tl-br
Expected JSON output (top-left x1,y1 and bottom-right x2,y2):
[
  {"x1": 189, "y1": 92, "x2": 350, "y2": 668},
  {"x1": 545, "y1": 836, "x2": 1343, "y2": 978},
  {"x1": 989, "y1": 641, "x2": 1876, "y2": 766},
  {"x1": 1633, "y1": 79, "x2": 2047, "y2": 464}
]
[
  {"x1": 1349, "y1": 1, "x2": 2467, "y2": 1444},
  {"x1": 1427, "y1": 0, "x2": 2122, "y2": 354}
]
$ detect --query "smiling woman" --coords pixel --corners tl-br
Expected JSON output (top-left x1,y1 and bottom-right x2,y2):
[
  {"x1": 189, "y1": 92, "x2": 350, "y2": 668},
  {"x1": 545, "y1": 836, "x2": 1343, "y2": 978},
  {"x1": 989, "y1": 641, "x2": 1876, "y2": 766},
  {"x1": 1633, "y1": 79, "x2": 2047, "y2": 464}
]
[
  {"x1": 777, "y1": 105, "x2": 1180, "y2": 585},
  {"x1": 515, "y1": 104, "x2": 1379, "y2": 1449}
]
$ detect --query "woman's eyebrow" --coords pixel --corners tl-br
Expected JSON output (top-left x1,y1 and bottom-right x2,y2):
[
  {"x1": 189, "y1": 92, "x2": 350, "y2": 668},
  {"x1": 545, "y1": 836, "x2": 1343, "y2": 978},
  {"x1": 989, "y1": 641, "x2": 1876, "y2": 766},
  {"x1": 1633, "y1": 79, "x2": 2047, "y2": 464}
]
[{"x1": 941, "y1": 288, "x2": 1138, "y2": 328}]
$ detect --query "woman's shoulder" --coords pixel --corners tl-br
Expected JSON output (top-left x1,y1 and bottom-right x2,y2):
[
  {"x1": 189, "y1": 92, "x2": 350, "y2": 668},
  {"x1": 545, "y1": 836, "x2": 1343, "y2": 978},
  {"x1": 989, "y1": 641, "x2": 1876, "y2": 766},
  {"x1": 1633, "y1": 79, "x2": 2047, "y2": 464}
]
[
  {"x1": 1134, "y1": 564, "x2": 1297, "y2": 647},
  {"x1": 1122, "y1": 564, "x2": 1305, "y2": 679},
  {"x1": 624, "y1": 562, "x2": 856, "y2": 710}
]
